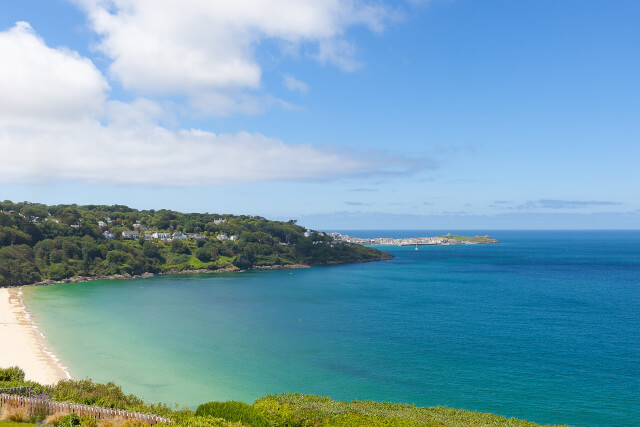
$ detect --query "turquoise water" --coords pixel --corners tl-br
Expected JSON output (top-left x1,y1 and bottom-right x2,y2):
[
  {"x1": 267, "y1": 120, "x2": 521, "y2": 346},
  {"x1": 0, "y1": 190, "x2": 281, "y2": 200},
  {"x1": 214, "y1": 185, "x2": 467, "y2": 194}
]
[{"x1": 23, "y1": 231, "x2": 640, "y2": 426}]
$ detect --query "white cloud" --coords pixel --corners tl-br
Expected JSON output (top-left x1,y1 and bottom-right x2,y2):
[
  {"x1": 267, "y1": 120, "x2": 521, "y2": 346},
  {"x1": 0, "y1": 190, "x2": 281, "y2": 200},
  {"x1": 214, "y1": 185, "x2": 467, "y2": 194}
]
[
  {"x1": 74, "y1": 0, "x2": 390, "y2": 97},
  {"x1": 0, "y1": 118, "x2": 378, "y2": 186},
  {"x1": 282, "y1": 74, "x2": 309, "y2": 94},
  {"x1": 0, "y1": 21, "x2": 109, "y2": 123},
  {"x1": 188, "y1": 91, "x2": 300, "y2": 116},
  {"x1": 314, "y1": 38, "x2": 362, "y2": 71},
  {"x1": 0, "y1": 22, "x2": 419, "y2": 187},
  {"x1": 516, "y1": 200, "x2": 622, "y2": 210}
]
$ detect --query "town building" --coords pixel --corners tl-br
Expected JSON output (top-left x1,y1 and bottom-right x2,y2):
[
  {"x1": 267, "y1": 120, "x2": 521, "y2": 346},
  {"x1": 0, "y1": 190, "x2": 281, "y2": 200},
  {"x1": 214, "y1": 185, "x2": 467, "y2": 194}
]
[{"x1": 122, "y1": 230, "x2": 139, "y2": 239}]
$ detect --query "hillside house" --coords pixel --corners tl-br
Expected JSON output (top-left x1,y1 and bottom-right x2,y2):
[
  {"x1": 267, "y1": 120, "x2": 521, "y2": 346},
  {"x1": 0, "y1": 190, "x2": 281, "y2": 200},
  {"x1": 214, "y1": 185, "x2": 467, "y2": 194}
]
[{"x1": 122, "y1": 230, "x2": 139, "y2": 239}]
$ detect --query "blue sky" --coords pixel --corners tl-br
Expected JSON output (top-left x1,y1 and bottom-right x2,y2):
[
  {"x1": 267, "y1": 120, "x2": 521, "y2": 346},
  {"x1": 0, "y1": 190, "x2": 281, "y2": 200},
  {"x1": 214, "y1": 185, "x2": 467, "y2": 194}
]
[{"x1": 0, "y1": 0, "x2": 638, "y2": 229}]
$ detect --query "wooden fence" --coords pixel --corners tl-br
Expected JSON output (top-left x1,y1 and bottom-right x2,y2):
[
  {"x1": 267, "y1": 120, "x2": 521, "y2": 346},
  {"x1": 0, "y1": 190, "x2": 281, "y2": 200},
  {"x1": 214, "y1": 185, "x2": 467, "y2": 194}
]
[
  {"x1": 0, "y1": 386, "x2": 33, "y2": 396},
  {"x1": 0, "y1": 393, "x2": 172, "y2": 425}
]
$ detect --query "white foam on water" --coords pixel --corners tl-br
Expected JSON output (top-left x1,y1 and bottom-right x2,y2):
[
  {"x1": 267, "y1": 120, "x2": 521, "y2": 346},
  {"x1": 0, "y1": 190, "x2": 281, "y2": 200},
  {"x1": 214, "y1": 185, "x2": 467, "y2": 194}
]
[{"x1": 18, "y1": 287, "x2": 73, "y2": 380}]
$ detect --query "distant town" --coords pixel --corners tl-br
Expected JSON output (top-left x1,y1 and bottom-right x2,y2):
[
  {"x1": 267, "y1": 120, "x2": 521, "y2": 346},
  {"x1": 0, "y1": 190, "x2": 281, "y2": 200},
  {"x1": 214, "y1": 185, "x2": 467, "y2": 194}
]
[{"x1": 329, "y1": 233, "x2": 499, "y2": 246}]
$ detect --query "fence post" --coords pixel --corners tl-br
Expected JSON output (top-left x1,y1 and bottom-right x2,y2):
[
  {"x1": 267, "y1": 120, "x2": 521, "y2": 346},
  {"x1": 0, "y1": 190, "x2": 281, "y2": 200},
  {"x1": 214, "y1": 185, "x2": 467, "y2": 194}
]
[{"x1": 0, "y1": 392, "x2": 172, "y2": 424}]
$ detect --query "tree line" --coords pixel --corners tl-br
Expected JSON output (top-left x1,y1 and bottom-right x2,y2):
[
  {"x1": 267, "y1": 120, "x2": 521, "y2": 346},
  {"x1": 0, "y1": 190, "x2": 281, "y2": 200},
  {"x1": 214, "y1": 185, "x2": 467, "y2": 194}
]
[{"x1": 0, "y1": 201, "x2": 386, "y2": 286}]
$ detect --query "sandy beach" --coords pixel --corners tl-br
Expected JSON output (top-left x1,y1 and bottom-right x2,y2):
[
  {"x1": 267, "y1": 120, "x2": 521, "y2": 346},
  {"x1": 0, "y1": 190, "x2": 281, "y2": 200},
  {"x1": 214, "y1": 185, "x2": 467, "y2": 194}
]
[{"x1": 0, "y1": 287, "x2": 69, "y2": 385}]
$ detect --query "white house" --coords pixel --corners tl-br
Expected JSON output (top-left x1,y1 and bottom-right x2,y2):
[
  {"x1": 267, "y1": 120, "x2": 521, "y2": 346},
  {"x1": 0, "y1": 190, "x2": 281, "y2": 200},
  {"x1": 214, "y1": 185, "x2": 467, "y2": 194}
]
[
  {"x1": 229, "y1": 235, "x2": 238, "y2": 241},
  {"x1": 303, "y1": 230, "x2": 313, "y2": 238},
  {"x1": 122, "y1": 230, "x2": 139, "y2": 239},
  {"x1": 217, "y1": 234, "x2": 228, "y2": 241},
  {"x1": 190, "y1": 234, "x2": 206, "y2": 239},
  {"x1": 153, "y1": 232, "x2": 171, "y2": 240},
  {"x1": 97, "y1": 221, "x2": 107, "y2": 227},
  {"x1": 213, "y1": 219, "x2": 226, "y2": 225},
  {"x1": 172, "y1": 232, "x2": 187, "y2": 240},
  {"x1": 103, "y1": 231, "x2": 114, "y2": 240}
]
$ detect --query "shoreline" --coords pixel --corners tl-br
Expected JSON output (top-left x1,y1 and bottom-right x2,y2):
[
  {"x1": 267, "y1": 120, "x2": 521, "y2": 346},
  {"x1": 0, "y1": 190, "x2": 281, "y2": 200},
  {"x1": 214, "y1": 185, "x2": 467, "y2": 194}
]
[
  {"x1": 7, "y1": 262, "x2": 356, "y2": 289},
  {"x1": 0, "y1": 287, "x2": 70, "y2": 385}
]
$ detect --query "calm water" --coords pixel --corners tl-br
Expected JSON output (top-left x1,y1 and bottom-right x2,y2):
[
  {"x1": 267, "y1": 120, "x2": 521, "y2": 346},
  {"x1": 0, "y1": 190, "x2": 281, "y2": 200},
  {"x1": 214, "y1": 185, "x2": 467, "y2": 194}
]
[{"x1": 23, "y1": 231, "x2": 640, "y2": 426}]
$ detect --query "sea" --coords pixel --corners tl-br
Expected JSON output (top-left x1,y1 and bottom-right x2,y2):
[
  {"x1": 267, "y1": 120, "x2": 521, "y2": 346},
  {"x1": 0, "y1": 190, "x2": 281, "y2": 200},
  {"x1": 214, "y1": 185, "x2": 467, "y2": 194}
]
[{"x1": 22, "y1": 230, "x2": 640, "y2": 427}]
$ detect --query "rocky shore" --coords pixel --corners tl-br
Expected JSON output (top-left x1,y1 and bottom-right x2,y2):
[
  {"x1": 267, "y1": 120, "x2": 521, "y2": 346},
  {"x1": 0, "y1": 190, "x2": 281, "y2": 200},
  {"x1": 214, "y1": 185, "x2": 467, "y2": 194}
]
[{"x1": 21, "y1": 263, "x2": 315, "y2": 288}]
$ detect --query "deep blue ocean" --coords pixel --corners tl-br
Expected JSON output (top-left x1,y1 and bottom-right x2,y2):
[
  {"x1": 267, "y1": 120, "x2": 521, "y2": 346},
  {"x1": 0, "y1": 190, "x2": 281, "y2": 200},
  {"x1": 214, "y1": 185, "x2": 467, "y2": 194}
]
[{"x1": 24, "y1": 230, "x2": 640, "y2": 426}]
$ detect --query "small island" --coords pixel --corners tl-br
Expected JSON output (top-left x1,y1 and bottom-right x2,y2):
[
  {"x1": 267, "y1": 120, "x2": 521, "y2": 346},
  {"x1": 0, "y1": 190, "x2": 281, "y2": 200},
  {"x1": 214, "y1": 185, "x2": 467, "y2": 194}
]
[
  {"x1": 329, "y1": 232, "x2": 499, "y2": 246},
  {"x1": 0, "y1": 201, "x2": 391, "y2": 287}
]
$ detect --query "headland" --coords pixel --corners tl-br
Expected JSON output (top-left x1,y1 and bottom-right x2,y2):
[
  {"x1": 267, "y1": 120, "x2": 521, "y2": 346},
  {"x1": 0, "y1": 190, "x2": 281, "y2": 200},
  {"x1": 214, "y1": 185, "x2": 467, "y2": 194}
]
[{"x1": 0, "y1": 200, "x2": 390, "y2": 288}]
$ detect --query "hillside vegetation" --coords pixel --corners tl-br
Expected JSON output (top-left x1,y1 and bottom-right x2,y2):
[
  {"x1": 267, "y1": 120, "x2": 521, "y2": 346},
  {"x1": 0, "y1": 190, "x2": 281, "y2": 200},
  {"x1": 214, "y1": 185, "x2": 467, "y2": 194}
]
[
  {"x1": 0, "y1": 201, "x2": 389, "y2": 287},
  {"x1": 439, "y1": 234, "x2": 499, "y2": 244},
  {"x1": 0, "y1": 368, "x2": 564, "y2": 427}
]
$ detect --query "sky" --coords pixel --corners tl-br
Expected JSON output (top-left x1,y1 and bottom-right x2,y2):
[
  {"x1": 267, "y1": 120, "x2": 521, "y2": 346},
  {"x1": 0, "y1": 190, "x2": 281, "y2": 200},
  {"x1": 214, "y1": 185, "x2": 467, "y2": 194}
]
[{"x1": 0, "y1": 0, "x2": 638, "y2": 229}]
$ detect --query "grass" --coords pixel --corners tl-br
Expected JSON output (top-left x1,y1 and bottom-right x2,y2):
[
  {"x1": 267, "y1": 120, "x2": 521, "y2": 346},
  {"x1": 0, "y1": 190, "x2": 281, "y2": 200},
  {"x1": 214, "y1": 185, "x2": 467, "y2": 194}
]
[
  {"x1": 255, "y1": 394, "x2": 571, "y2": 427},
  {"x1": 439, "y1": 234, "x2": 497, "y2": 243},
  {"x1": 0, "y1": 422, "x2": 37, "y2": 427}
]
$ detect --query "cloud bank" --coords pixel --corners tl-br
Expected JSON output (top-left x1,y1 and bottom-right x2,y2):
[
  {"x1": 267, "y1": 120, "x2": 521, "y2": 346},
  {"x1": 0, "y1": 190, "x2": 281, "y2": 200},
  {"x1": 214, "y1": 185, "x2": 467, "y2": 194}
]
[
  {"x1": 1, "y1": 121, "x2": 374, "y2": 186},
  {"x1": 74, "y1": 0, "x2": 390, "y2": 98},
  {"x1": 0, "y1": 22, "x2": 419, "y2": 186},
  {"x1": 517, "y1": 200, "x2": 622, "y2": 210}
]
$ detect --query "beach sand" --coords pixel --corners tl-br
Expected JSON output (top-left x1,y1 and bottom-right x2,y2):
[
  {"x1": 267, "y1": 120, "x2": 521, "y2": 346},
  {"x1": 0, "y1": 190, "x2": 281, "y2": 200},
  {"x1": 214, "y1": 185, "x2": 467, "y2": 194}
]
[{"x1": 0, "y1": 287, "x2": 69, "y2": 385}]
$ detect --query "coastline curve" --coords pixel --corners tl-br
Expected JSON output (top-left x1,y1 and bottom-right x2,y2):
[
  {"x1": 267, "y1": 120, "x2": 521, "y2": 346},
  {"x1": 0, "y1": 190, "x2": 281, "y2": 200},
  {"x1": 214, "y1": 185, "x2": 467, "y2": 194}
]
[{"x1": 0, "y1": 287, "x2": 70, "y2": 384}]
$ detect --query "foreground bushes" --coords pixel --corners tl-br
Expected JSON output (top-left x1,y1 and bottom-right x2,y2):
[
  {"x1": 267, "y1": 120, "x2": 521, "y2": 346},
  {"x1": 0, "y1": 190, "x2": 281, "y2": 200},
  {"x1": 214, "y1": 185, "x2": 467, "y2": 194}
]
[
  {"x1": 0, "y1": 367, "x2": 25, "y2": 383},
  {"x1": 52, "y1": 380, "x2": 144, "y2": 409},
  {"x1": 194, "y1": 402, "x2": 266, "y2": 427},
  {"x1": 1, "y1": 368, "x2": 552, "y2": 426}
]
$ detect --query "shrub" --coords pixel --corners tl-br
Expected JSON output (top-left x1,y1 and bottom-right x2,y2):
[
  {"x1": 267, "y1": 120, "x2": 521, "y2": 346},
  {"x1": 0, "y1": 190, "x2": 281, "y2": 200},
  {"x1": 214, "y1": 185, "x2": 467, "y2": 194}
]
[
  {"x1": 57, "y1": 413, "x2": 81, "y2": 427},
  {"x1": 98, "y1": 417, "x2": 149, "y2": 427},
  {"x1": 53, "y1": 379, "x2": 144, "y2": 409},
  {"x1": 194, "y1": 402, "x2": 266, "y2": 427},
  {"x1": 80, "y1": 415, "x2": 99, "y2": 427},
  {"x1": 324, "y1": 414, "x2": 421, "y2": 426},
  {"x1": 0, "y1": 366, "x2": 26, "y2": 382},
  {"x1": 251, "y1": 399, "x2": 320, "y2": 427},
  {"x1": 45, "y1": 411, "x2": 72, "y2": 426},
  {"x1": 49, "y1": 413, "x2": 111, "y2": 427},
  {"x1": 0, "y1": 406, "x2": 29, "y2": 422},
  {"x1": 172, "y1": 414, "x2": 245, "y2": 427},
  {"x1": 194, "y1": 248, "x2": 211, "y2": 263}
]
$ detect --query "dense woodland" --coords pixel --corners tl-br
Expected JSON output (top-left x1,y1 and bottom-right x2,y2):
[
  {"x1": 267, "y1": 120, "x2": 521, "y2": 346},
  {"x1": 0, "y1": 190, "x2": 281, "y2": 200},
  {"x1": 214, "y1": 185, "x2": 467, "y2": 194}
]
[{"x1": 0, "y1": 201, "x2": 389, "y2": 287}]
